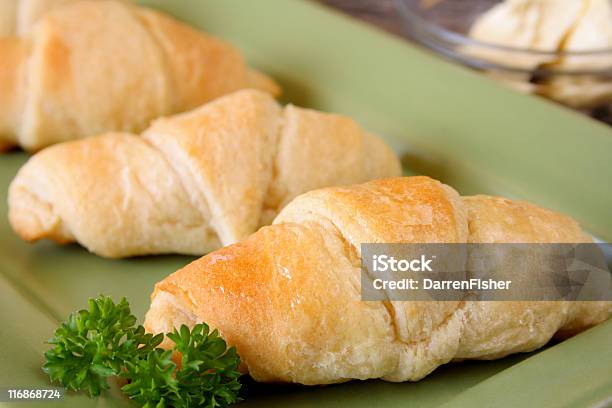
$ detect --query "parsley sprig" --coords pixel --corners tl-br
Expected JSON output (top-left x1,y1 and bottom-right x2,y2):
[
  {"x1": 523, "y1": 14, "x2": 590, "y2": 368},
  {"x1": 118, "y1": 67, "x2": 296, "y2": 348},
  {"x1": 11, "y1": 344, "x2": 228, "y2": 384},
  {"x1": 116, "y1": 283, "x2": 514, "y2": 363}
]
[{"x1": 43, "y1": 295, "x2": 241, "y2": 408}]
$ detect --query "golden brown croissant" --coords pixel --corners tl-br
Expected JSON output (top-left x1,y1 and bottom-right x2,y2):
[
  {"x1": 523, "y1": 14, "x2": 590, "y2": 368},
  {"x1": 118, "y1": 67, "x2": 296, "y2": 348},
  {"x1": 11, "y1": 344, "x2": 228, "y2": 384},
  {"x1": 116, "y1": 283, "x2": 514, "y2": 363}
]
[
  {"x1": 8, "y1": 90, "x2": 401, "y2": 258},
  {"x1": 144, "y1": 176, "x2": 611, "y2": 384},
  {"x1": 0, "y1": 0, "x2": 279, "y2": 151},
  {"x1": 0, "y1": 0, "x2": 123, "y2": 35}
]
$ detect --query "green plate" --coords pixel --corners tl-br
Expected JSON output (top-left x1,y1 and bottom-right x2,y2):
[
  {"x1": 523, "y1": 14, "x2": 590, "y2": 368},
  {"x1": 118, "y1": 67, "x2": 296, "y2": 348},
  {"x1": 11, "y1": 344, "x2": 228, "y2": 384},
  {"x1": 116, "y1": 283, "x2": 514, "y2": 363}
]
[{"x1": 1, "y1": 1, "x2": 611, "y2": 407}]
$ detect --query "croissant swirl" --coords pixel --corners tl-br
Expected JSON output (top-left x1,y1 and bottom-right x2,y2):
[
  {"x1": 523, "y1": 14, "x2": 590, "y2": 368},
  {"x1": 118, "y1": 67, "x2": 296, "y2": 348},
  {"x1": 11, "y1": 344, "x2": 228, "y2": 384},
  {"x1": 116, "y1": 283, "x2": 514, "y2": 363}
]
[
  {"x1": 0, "y1": 0, "x2": 279, "y2": 151},
  {"x1": 8, "y1": 90, "x2": 401, "y2": 257},
  {"x1": 144, "y1": 176, "x2": 611, "y2": 384}
]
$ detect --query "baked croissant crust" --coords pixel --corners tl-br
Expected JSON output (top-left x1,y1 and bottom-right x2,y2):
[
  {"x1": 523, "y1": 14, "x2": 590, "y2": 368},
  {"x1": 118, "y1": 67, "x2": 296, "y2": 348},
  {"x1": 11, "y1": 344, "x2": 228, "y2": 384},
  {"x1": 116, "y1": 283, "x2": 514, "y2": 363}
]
[
  {"x1": 0, "y1": 0, "x2": 117, "y2": 36},
  {"x1": 144, "y1": 176, "x2": 611, "y2": 384},
  {"x1": 0, "y1": 0, "x2": 279, "y2": 151},
  {"x1": 8, "y1": 90, "x2": 401, "y2": 258}
]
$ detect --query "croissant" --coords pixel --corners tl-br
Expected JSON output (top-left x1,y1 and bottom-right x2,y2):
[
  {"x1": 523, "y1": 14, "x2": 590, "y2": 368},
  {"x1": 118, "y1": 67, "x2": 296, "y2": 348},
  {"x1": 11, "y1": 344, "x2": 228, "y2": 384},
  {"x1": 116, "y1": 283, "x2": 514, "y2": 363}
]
[
  {"x1": 8, "y1": 89, "x2": 401, "y2": 258},
  {"x1": 0, "y1": 0, "x2": 119, "y2": 35},
  {"x1": 0, "y1": 0, "x2": 279, "y2": 151},
  {"x1": 144, "y1": 176, "x2": 611, "y2": 384}
]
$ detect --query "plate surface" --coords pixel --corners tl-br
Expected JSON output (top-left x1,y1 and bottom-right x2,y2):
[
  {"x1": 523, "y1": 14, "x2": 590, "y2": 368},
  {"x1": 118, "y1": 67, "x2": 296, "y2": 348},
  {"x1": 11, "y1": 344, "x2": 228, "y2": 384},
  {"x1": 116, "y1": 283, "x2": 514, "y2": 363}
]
[{"x1": 1, "y1": 1, "x2": 611, "y2": 407}]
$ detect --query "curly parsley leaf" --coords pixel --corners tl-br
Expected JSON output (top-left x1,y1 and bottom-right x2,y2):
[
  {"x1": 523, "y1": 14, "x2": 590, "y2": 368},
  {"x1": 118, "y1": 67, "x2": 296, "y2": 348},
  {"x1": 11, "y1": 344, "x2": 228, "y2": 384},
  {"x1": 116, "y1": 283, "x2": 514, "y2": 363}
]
[
  {"x1": 43, "y1": 295, "x2": 241, "y2": 407},
  {"x1": 121, "y1": 348, "x2": 179, "y2": 408},
  {"x1": 168, "y1": 324, "x2": 242, "y2": 408},
  {"x1": 43, "y1": 296, "x2": 161, "y2": 396}
]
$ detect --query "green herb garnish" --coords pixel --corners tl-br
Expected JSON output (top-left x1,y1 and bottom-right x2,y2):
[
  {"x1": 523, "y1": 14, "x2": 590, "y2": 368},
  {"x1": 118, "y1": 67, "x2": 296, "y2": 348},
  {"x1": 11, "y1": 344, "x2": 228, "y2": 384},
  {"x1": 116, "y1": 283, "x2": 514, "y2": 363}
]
[{"x1": 43, "y1": 295, "x2": 241, "y2": 408}]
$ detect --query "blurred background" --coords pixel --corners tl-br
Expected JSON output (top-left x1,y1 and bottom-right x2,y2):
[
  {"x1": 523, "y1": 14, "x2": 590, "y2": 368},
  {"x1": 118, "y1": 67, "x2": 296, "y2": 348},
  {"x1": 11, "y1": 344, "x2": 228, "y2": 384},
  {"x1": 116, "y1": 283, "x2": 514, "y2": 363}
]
[{"x1": 320, "y1": 0, "x2": 612, "y2": 125}]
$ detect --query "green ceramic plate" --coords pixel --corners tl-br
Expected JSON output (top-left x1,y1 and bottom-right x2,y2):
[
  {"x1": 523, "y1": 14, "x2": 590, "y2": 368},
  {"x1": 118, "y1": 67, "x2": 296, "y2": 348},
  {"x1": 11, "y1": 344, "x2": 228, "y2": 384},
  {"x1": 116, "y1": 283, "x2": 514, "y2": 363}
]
[{"x1": 1, "y1": 1, "x2": 611, "y2": 407}]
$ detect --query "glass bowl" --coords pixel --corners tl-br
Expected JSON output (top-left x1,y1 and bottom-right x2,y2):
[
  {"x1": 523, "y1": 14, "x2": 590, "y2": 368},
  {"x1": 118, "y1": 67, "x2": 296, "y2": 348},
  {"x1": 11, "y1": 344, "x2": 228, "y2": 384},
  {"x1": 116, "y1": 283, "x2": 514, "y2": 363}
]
[{"x1": 394, "y1": 0, "x2": 612, "y2": 123}]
